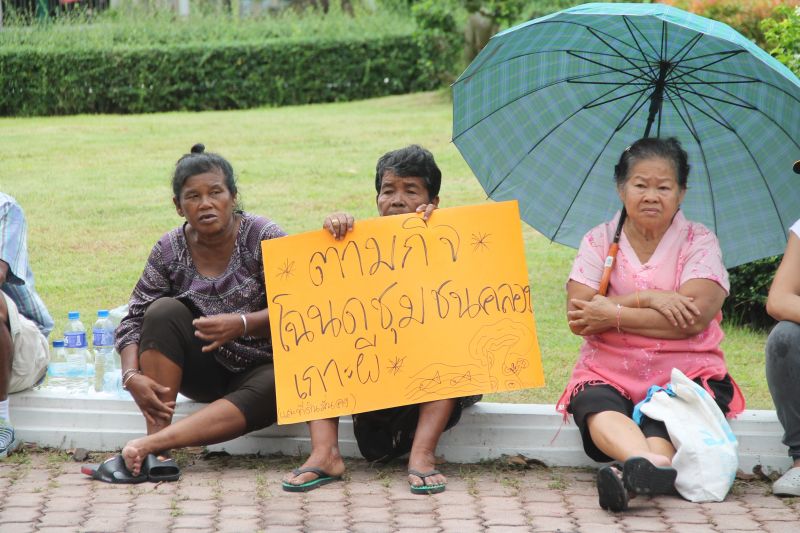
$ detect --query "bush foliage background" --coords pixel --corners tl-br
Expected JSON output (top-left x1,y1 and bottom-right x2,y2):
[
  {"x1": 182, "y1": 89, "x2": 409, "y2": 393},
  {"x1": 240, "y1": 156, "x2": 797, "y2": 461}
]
[
  {"x1": 0, "y1": 2, "x2": 439, "y2": 115},
  {"x1": 0, "y1": 35, "x2": 438, "y2": 115}
]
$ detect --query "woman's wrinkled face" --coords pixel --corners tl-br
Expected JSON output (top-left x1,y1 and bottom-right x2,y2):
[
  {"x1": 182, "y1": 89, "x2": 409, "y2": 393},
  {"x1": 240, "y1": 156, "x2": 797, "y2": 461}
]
[
  {"x1": 618, "y1": 157, "x2": 686, "y2": 232},
  {"x1": 376, "y1": 171, "x2": 438, "y2": 216},
  {"x1": 174, "y1": 170, "x2": 236, "y2": 235}
]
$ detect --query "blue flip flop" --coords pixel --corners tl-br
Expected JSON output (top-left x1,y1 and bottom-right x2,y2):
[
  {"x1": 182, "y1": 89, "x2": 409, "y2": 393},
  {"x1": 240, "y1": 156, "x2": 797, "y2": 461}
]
[
  {"x1": 408, "y1": 469, "x2": 446, "y2": 495},
  {"x1": 282, "y1": 466, "x2": 342, "y2": 492},
  {"x1": 81, "y1": 454, "x2": 148, "y2": 484}
]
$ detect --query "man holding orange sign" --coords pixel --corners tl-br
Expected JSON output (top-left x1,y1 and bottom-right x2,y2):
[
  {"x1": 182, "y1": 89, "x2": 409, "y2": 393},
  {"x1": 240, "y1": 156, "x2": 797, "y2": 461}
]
[{"x1": 282, "y1": 145, "x2": 480, "y2": 495}]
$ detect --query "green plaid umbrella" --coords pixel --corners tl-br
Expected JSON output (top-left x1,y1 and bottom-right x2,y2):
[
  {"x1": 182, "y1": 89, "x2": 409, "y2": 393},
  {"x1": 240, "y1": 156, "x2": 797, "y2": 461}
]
[{"x1": 453, "y1": 2, "x2": 800, "y2": 268}]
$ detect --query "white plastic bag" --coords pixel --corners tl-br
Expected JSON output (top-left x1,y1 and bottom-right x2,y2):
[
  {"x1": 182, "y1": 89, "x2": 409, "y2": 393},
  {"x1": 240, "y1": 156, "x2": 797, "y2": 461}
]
[{"x1": 636, "y1": 368, "x2": 738, "y2": 502}]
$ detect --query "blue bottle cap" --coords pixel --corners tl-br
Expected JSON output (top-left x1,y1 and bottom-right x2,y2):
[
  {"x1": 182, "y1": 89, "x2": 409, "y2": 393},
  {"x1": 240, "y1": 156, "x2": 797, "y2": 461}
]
[
  {"x1": 53, "y1": 339, "x2": 64, "y2": 348},
  {"x1": 68, "y1": 311, "x2": 80, "y2": 320},
  {"x1": 97, "y1": 310, "x2": 109, "y2": 318}
]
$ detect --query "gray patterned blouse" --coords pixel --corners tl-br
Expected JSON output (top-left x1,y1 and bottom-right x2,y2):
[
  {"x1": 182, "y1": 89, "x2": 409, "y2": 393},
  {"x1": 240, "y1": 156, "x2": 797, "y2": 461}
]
[{"x1": 115, "y1": 213, "x2": 286, "y2": 372}]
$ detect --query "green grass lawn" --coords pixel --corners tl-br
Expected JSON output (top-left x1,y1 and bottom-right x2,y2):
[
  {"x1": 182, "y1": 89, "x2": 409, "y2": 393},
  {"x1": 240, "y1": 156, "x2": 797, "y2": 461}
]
[{"x1": 0, "y1": 91, "x2": 772, "y2": 408}]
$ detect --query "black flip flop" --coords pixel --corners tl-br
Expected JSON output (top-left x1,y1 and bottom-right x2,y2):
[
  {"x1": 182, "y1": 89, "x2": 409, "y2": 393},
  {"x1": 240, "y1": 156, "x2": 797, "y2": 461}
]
[
  {"x1": 622, "y1": 456, "x2": 677, "y2": 496},
  {"x1": 81, "y1": 454, "x2": 148, "y2": 484},
  {"x1": 597, "y1": 465, "x2": 628, "y2": 512},
  {"x1": 143, "y1": 454, "x2": 181, "y2": 482}
]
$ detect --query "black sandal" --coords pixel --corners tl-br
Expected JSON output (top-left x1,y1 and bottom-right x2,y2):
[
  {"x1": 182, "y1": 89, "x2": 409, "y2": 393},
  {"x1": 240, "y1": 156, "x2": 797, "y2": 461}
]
[
  {"x1": 597, "y1": 465, "x2": 628, "y2": 512},
  {"x1": 622, "y1": 456, "x2": 677, "y2": 496},
  {"x1": 81, "y1": 454, "x2": 148, "y2": 484}
]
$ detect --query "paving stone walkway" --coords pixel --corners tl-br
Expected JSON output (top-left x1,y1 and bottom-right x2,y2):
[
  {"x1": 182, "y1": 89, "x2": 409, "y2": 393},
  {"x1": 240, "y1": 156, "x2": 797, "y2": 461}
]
[{"x1": 0, "y1": 447, "x2": 797, "y2": 533}]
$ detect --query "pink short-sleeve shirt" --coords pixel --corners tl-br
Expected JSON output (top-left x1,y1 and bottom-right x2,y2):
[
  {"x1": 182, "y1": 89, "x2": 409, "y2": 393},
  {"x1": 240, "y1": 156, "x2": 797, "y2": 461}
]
[{"x1": 558, "y1": 211, "x2": 744, "y2": 416}]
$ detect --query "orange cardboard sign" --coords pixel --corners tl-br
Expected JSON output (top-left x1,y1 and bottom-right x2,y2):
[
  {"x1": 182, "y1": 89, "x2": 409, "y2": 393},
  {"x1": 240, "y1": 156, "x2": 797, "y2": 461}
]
[{"x1": 262, "y1": 201, "x2": 544, "y2": 424}]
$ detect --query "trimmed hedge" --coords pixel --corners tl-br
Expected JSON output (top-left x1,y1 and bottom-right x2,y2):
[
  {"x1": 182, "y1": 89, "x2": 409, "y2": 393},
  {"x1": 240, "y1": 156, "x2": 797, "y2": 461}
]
[{"x1": 0, "y1": 34, "x2": 439, "y2": 115}]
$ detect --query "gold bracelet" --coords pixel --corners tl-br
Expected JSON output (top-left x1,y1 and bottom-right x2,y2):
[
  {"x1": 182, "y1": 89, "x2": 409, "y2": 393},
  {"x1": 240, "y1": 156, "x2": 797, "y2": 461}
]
[{"x1": 240, "y1": 314, "x2": 248, "y2": 336}]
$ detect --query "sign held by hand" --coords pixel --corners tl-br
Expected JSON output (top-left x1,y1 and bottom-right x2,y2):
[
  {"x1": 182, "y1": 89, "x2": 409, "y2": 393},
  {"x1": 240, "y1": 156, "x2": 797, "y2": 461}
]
[{"x1": 262, "y1": 201, "x2": 544, "y2": 424}]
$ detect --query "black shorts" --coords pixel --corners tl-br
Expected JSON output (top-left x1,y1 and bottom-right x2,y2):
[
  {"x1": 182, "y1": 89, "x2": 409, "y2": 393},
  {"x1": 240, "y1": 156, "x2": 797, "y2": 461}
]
[
  {"x1": 568, "y1": 376, "x2": 734, "y2": 463},
  {"x1": 138, "y1": 297, "x2": 277, "y2": 433},
  {"x1": 352, "y1": 395, "x2": 481, "y2": 462}
]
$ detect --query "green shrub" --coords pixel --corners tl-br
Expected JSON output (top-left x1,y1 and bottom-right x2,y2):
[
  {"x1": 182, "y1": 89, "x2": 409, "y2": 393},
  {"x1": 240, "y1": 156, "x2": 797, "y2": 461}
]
[
  {"x1": 658, "y1": 0, "x2": 798, "y2": 47},
  {"x1": 762, "y1": 5, "x2": 800, "y2": 74},
  {"x1": 0, "y1": 35, "x2": 439, "y2": 115},
  {"x1": 723, "y1": 256, "x2": 781, "y2": 330},
  {"x1": 477, "y1": 0, "x2": 528, "y2": 28},
  {"x1": 0, "y1": 3, "x2": 452, "y2": 116},
  {"x1": 0, "y1": 2, "x2": 416, "y2": 49},
  {"x1": 412, "y1": 0, "x2": 463, "y2": 86}
]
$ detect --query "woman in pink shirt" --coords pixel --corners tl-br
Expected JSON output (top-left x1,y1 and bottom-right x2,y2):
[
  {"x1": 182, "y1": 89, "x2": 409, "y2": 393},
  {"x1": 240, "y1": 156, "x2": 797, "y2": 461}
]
[{"x1": 559, "y1": 137, "x2": 744, "y2": 512}]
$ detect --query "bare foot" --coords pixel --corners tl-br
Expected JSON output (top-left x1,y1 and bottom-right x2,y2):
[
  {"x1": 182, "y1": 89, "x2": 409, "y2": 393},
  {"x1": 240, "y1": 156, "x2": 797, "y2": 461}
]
[
  {"x1": 121, "y1": 439, "x2": 150, "y2": 476},
  {"x1": 283, "y1": 448, "x2": 346, "y2": 487},
  {"x1": 408, "y1": 448, "x2": 446, "y2": 488}
]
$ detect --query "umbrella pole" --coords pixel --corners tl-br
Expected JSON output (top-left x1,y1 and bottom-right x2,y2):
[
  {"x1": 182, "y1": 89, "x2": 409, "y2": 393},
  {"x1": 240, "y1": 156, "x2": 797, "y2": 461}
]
[
  {"x1": 598, "y1": 208, "x2": 626, "y2": 296},
  {"x1": 643, "y1": 60, "x2": 670, "y2": 139},
  {"x1": 598, "y1": 61, "x2": 669, "y2": 296}
]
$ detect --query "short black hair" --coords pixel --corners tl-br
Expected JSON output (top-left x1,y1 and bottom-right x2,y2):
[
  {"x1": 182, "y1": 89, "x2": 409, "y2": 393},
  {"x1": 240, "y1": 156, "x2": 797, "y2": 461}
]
[
  {"x1": 374, "y1": 145, "x2": 441, "y2": 199},
  {"x1": 172, "y1": 143, "x2": 237, "y2": 199},
  {"x1": 614, "y1": 137, "x2": 690, "y2": 189}
]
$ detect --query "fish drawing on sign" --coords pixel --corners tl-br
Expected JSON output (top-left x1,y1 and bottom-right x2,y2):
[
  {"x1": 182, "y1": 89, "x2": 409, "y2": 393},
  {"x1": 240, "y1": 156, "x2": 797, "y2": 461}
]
[{"x1": 404, "y1": 363, "x2": 488, "y2": 402}]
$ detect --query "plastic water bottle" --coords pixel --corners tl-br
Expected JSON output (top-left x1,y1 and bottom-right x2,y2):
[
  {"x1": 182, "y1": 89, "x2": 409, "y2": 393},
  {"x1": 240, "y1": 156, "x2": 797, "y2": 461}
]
[
  {"x1": 44, "y1": 339, "x2": 76, "y2": 391},
  {"x1": 46, "y1": 336, "x2": 86, "y2": 393},
  {"x1": 64, "y1": 311, "x2": 89, "y2": 392},
  {"x1": 51, "y1": 338, "x2": 67, "y2": 363},
  {"x1": 93, "y1": 310, "x2": 119, "y2": 393}
]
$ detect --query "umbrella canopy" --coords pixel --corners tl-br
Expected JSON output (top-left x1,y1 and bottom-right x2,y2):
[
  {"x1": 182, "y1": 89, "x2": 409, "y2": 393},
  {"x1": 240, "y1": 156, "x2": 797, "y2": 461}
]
[{"x1": 452, "y1": 2, "x2": 800, "y2": 268}]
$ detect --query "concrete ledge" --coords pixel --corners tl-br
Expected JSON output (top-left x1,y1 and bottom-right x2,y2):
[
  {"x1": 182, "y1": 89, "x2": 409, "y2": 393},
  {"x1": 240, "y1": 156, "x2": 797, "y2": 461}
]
[{"x1": 10, "y1": 390, "x2": 792, "y2": 474}]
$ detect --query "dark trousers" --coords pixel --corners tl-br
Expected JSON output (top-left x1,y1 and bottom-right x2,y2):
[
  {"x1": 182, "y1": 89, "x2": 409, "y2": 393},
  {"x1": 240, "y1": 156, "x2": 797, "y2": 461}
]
[
  {"x1": 766, "y1": 321, "x2": 800, "y2": 460},
  {"x1": 140, "y1": 297, "x2": 277, "y2": 433}
]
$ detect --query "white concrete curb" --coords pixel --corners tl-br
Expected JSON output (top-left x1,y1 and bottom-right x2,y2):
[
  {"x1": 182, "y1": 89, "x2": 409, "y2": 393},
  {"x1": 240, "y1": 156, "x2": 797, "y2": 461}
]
[{"x1": 9, "y1": 390, "x2": 792, "y2": 474}]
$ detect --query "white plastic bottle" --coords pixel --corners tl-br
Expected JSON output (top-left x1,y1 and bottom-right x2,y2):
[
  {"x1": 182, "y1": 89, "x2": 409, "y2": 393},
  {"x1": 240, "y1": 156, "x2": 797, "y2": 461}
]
[
  {"x1": 64, "y1": 311, "x2": 89, "y2": 392},
  {"x1": 92, "y1": 310, "x2": 118, "y2": 393}
]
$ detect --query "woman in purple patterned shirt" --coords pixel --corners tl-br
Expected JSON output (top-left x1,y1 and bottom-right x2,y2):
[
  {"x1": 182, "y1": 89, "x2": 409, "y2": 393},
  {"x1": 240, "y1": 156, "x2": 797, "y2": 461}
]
[{"x1": 83, "y1": 144, "x2": 286, "y2": 483}]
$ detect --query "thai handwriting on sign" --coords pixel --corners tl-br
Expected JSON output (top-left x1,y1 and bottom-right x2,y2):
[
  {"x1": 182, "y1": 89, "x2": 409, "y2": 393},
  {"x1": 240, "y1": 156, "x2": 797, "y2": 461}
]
[
  {"x1": 271, "y1": 280, "x2": 532, "y2": 353},
  {"x1": 306, "y1": 217, "x2": 460, "y2": 286},
  {"x1": 263, "y1": 202, "x2": 545, "y2": 424},
  {"x1": 292, "y1": 336, "x2": 381, "y2": 400}
]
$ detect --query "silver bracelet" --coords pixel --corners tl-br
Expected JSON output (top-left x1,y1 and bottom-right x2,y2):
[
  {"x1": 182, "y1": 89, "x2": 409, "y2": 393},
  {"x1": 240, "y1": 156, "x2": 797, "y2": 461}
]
[
  {"x1": 240, "y1": 314, "x2": 248, "y2": 336},
  {"x1": 122, "y1": 369, "x2": 143, "y2": 390},
  {"x1": 121, "y1": 368, "x2": 139, "y2": 382}
]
